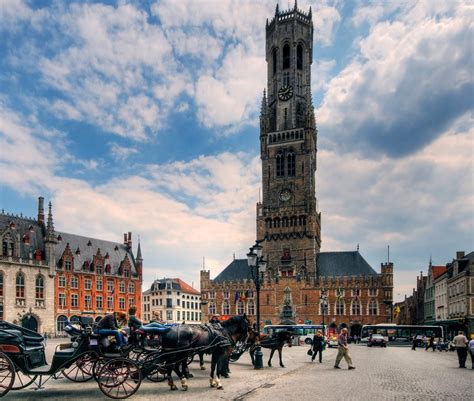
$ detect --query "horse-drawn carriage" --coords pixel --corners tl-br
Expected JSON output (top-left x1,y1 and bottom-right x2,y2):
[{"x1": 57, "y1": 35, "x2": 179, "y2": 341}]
[{"x1": 0, "y1": 315, "x2": 251, "y2": 398}]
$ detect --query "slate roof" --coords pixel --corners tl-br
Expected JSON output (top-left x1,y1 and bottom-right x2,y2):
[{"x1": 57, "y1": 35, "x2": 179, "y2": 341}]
[
  {"x1": 0, "y1": 213, "x2": 45, "y2": 259},
  {"x1": 213, "y1": 259, "x2": 253, "y2": 283},
  {"x1": 55, "y1": 231, "x2": 137, "y2": 275},
  {"x1": 316, "y1": 251, "x2": 378, "y2": 277},
  {"x1": 148, "y1": 278, "x2": 200, "y2": 295},
  {"x1": 211, "y1": 251, "x2": 379, "y2": 283}
]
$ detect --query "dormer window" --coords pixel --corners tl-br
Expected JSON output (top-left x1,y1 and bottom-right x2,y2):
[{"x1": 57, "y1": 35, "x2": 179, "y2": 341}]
[
  {"x1": 105, "y1": 264, "x2": 111, "y2": 273},
  {"x1": 87, "y1": 240, "x2": 92, "y2": 246},
  {"x1": 57, "y1": 234, "x2": 62, "y2": 241},
  {"x1": 23, "y1": 234, "x2": 30, "y2": 245},
  {"x1": 124, "y1": 269, "x2": 130, "y2": 278},
  {"x1": 75, "y1": 247, "x2": 80, "y2": 255},
  {"x1": 9, "y1": 222, "x2": 16, "y2": 230}
]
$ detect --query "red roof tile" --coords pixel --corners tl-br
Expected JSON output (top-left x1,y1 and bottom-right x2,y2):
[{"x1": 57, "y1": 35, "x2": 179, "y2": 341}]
[
  {"x1": 432, "y1": 265, "x2": 447, "y2": 279},
  {"x1": 174, "y1": 278, "x2": 200, "y2": 296}
]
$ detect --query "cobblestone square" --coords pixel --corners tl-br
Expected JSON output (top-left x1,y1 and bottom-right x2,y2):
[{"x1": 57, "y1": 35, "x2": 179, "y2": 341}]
[{"x1": 8, "y1": 340, "x2": 473, "y2": 401}]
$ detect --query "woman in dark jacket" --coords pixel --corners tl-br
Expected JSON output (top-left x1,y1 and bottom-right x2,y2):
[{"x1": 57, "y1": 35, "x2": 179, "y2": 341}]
[{"x1": 311, "y1": 330, "x2": 325, "y2": 363}]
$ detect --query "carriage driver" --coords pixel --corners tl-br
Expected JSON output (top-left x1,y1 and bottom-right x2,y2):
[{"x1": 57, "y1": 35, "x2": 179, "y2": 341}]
[{"x1": 96, "y1": 311, "x2": 128, "y2": 349}]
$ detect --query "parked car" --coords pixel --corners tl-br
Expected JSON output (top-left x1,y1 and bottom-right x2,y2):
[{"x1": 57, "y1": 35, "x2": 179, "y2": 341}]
[{"x1": 367, "y1": 333, "x2": 387, "y2": 347}]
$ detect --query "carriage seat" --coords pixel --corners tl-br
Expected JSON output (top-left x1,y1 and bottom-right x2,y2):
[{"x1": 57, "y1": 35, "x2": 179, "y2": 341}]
[
  {"x1": 140, "y1": 325, "x2": 171, "y2": 333},
  {"x1": 54, "y1": 347, "x2": 76, "y2": 356}
]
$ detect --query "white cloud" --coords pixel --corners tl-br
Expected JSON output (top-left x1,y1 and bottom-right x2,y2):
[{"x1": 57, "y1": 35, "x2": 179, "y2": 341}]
[
  {"x1": 318, "y1": 1, "x2": 472, "y2": 157},
  {"x1": 110, "y1": 143, "x2": 139, "y2": 161}
]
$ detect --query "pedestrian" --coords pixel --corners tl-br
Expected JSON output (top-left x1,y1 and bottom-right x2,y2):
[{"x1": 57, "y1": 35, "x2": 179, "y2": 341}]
[
  {"x1": 334, "y1": 328, "x2": 355, "y2": 370},
  {"x1": 452, "y1": 330, "x2": 468, "y2": 368},
  {"x1": 468, "y1": 334, "x2": 474, "y2": 370},
  {"x1": 411, "y1": 335, "x2": 417, "y2": 350},
  {"x1": 311, "y1": 330, "x2": 324, "y2": 363},
  {"x1": 43, "y1": 332, "x2": 48, "y2": 346},
  {"x1": 425, "y1": 335, "x2": 435, "y2": 352}
]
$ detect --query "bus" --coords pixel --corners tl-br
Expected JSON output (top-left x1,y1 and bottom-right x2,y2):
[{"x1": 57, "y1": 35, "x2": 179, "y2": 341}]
[
  {"x1": 360, "y1": 324, "x2": 444, "y2": 346},
  {"x1": 263, "y1": 324, "x2": 326, "y2": 345}
]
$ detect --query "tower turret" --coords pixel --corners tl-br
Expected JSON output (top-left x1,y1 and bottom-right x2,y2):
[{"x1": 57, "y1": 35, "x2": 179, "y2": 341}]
[{"x1": 44, "y1": 201, "x2": 57, "y2": 276}]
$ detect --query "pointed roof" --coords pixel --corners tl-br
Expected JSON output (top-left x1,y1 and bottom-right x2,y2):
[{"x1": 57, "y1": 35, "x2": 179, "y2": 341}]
[
  {"x1": 432, "y1": 265, "x2": 447, "y2": 280},
  {"x1": 136, "y1": 240, "x2": 143, "y2": 261}
]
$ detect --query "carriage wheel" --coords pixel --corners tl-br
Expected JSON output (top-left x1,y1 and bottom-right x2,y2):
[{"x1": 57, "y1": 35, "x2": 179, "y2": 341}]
[
  {"x1": 0, "y1": 352, "x2": 15, "y2": 397},
  {"x1": 141, "y1": 352, "x2": 166, "y2": 383},
  {"x1": 97, "y1": 358, "x2": 141, "y2": 399},
  {"x1": 63, "y1": 351, "x2": 96, "y2": 382},
  {"x1": 11, "y1": 368, "x2": 38, "y2": 390},
  {"x1": 92, "y1": 357, "x2": 106, "y2": 382}
]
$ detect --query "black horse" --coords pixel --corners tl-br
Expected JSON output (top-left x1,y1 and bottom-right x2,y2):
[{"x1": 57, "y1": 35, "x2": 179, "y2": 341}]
[
  {"x1": 249, "y1": 330, "x2": 293, "y2": 368},
  {"x1": 145, "y1": 315, "x2": 249, "y2": 391}
]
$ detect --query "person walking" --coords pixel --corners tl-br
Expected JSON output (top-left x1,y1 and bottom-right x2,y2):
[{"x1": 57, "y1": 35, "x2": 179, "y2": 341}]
[
  {"x1": 311, "y1": 330, "x2": 325, "y2": 363},
  {"x1": 452, "y1": 331, "x2": 468, "y2": 368},
  {"x1": 411, "y1": 335, "x2": 417, "y2": 350},
  {"x1": 334, "y1": 328, "x2": 355, "y2": 370},
  {"x1": 468, "y1": 334, "x2": 474, "y2": 370},
  {"x1": 425, "y1": 335, "x2": 436, "y2": 352}
]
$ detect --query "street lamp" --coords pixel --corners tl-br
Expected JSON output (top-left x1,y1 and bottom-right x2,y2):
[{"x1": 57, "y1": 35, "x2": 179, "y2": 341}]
[
  {"x1": 247, "y1": 240, "x2": 266, "y2": 370},
  {"x1": 320, "y1": 290, "x2": 328, "y2": 327}
]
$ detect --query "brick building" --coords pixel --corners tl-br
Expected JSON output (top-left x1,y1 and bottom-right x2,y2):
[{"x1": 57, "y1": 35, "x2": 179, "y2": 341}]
[
  {"x1": 0, "y1": 197, "x2": 142, "y2": 335},
  {"x1": 200, "y1": 4, "x2": 393, "y2": 337}
]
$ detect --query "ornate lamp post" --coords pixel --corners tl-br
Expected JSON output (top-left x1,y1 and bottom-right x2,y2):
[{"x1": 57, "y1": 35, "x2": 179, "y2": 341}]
[{"x1": 247, "y1": 240, "x2": 266, "y2": 370}]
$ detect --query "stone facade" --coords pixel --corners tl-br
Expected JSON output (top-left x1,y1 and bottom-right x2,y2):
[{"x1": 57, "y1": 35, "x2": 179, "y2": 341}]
[
  {"x1": 200, "y1": 4, "x2": 393, "y2": 335},
  {"x1": 142, "y1": 278, "x2": 201, "y2": 324},
  {"x1": 0, "y1": 198, "x2": 56, "y2": 333}
]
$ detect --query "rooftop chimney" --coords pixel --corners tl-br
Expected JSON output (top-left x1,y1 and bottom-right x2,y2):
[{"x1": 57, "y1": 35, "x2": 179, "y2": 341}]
[
  {"x1": 38, "y1": 196, "x2": 45, "y2": 224},
  {"x1": 127, "y1": 232, "x2": 132, "y2": 248},
  {"x1": 456, "y1": 251, "x2": 465, "y2": 260}
]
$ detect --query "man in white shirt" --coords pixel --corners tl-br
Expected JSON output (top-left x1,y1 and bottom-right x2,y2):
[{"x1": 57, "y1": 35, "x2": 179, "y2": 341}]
[{"x1": 452, "y1": 331, "x2": 468, "y2": 368}]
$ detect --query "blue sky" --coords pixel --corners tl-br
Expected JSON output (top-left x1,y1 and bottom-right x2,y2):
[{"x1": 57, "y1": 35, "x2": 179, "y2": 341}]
[{"x1": 0, "y1": 0, "x2": 472, "y2": 301}]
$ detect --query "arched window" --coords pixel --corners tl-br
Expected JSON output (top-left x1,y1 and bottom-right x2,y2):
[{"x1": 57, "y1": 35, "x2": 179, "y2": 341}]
[
  {"x1": 352, "y1": 301, "x2": 361, "y2": 316},
  {"x1": 369, "y1": 299, "x2": 378, "y2": 315},
  {"x1": 282, "y1": 44, "x2": 290, "y2": 69},
  {"x1": 0, "y1": 271, "x2": 3, "y2": 297},
  {"x1": 208, "y1": 302, "x2": 216, "y2": 315},
  {"x1": 282, "y1": 216, "x2": 288, "y2": 227},
  {"x1": 35, "y1": 275, "x2": 44, "y2": 299},
  {"x1": 287, "y1": 151, "x2": 296, "y2": 176},
  {"x1": 336, "y1": 299, "x2": 344, "y2": 315},
  {"x1": 272, "y1": 48, "x2": 277, "y2": 75},
  {"x1": 223, "y1": 300, "x2": 230, "y2": 315},
  {"x1": 274, "y1": 218, "x2": 280, "y2": 228},
  {"x1": 56, "y1": 315, "x2": 68, "y2": 333},
  {"x1": 16, "y1": 272, "x2": 25, "y2": 298},
  {"x1": 276, "y1": 151, "x2": 284, "y2": 177},
  {"x1": 237, "y1": 300, "x2": 244, "y2": 315},
  {"x1": 297, "y1": 44, "x2": 303, "y2": 70},
  {"x1": 247, "y1": 300, "x2": 255, "y2": 316},
  {"x1": 2, "y1": 232, "x2": 15, "y2": 257}
]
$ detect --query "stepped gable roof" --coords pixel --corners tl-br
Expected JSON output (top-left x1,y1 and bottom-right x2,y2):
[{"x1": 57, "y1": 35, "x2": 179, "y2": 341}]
[
  {"x1": 317, "y1": 251, "x2": 378, "y2": 277},
  {"x1": 0, "y1": 213, "x2": 45, "y2": 258},
  {"x1": 213, "y1": 259, "x2": 252, "y2": 283},
  {"x1": 175, "y1": 278, "x2": 200, "y2": 296},
  {"x1": 432, "y1": 265, "x2": 447, "y2": 280},
  {"x1": 54, "y1": 231, "x2": 136, "y2": 275}
]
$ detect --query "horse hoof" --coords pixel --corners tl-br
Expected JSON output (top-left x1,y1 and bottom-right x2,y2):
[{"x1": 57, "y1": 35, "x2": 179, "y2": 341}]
[
  {"x1": 200, "y1": 366, "x2": 206, "y2": 370},
  {"x1": 182, "y1": 386, "x2": 188, "y2": 391},
  {"x1": 217, "y1": 385, "x2": 224, "y2": 390},
  {"x1": 280, "y1": 365, "x2": 285, "y2": 368},
  {"x1": 187, "y1": 373, "x2": 194, "y2": 378},
  {"x1": 171, "y1": 385, "x2": 178, "y2": 391}
]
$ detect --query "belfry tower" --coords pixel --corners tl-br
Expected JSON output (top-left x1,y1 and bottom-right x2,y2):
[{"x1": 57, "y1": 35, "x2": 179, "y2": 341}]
[{"x1": 257, "y1": 3, "x2": 321, "y2": 278}]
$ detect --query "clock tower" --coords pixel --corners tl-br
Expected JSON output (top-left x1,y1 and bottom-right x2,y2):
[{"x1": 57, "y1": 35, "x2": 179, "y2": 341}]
[{"x1": 257, "y1": 3, "x2": 321, "y2": 278}]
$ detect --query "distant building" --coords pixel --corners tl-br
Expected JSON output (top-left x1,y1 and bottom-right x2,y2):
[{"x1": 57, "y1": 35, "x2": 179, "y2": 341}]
[
  {"x1": 424, "y1": 261, "x2": 447, "y2": 325},
  {"x1": 142, "y1": 278, "x2": 201, "y2": 324},
  {"x1": 446, "y1": 251, "x2": 473, "y2": 335},
  {"x1": 434, "y1": 266, "x2": 448, "y2": 322},
  {"x1": 0, "y1": 197, "x2": 143, "y2": 335}
]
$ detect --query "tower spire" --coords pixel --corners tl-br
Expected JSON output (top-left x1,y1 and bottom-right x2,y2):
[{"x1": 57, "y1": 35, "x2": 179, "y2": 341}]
[{"x1": 46, "y1": 201, "x2": 55, "y2": 241}]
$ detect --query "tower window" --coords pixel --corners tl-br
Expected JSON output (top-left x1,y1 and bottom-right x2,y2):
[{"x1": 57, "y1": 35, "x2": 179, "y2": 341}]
[
  {"x1": 272, "y1": 49, "x2": 277, "y2": 75},
  {"x1": 276, "y1": 151, "x2": 284, "y2": 177},
  {"x1": 287, "y1": 152, "x2": 296, "y2": 176},
  {"x1": 297, "y1": 44, "x2": 303, "y2": 70},
  {"x1": 283, "y1": 44, "x2": 290, "y2": 69}
]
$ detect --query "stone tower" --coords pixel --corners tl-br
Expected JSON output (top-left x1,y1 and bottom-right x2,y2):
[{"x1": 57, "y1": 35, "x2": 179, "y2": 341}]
[{"x1": 257, "y1": 3, "x2": 321, "y2": 278}]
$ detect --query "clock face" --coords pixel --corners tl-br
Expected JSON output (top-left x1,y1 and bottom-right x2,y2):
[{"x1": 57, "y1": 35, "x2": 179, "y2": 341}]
[
  {"x1": 278, "y1": 85, "x2": 294, "y2": 101},
  {"x1": 279, "y1": 189, "x2": 292, "y2": 202}
]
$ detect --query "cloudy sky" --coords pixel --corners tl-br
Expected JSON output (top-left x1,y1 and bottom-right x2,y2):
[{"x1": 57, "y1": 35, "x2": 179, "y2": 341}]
[{"x1": 0, "y1": 0, "x2": 472, "y2": 302}]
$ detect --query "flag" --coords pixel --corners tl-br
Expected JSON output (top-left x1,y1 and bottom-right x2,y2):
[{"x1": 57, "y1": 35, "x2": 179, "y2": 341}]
[
  {"x1": 240, "y1": 291, "x2": 246, "y2": 301},
  {"x1": 234, "y1": 291, "x2": 239, "y2": 303}
]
